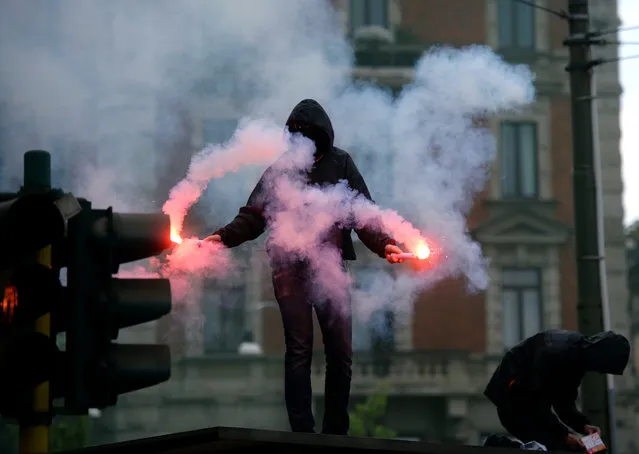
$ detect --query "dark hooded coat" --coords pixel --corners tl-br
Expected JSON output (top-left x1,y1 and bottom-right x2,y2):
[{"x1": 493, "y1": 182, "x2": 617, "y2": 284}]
[
  {"x1": 212, "y1": 99, "x2": 395, "y2": 261},
  {"x1": 484, "y1": 329, "x2": 630, "y2": 434}
]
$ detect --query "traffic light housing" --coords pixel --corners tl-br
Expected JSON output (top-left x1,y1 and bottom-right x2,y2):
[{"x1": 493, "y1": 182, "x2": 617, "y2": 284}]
[
  {"x1": 0, "y1": 150, "x2": 175, "y2": 427},
  {"x1": 0, "y1": 194, "x2": 66, "y2": 265},
  {"x1": 0, "y1": 191, "x2": 71, "y2": 420},
  {"x1": 65, "y1": 200, "x2": 173, "y2": 411}
]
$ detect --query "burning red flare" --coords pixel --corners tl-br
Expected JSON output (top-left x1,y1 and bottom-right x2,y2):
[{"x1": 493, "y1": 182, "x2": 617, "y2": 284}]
[
  {"x1": 415, "y1": 242, "x2": 431, "y2": 260},
  {"x1": 171, "y1": 227, "x2": 183, "y2": 245},
  {"x1": 1, "y1": 284, "x2": 18, "y2": 324}
]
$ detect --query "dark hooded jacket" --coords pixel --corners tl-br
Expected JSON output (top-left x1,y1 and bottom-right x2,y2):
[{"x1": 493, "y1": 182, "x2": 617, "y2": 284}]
[
  {"x1": 484, "y1": 329, "x2": 630, "y2": 435},
  {"x1": 212, "y1": 99, "x2": 396, "y2": 261}
]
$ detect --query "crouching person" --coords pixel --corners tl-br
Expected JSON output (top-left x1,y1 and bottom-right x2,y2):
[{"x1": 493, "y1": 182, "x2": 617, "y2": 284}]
[{"x1": 484, "y1": 329, "x2": 630, "y2": 452}]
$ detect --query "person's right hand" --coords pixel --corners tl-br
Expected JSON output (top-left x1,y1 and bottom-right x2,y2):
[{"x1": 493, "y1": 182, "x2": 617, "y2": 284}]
[
  {"x1": 565, "y1": 433, "x2": 585, "y2": 451},
  {"x1": 203, "y1": 234, "x2": 222, "y2": 243}
]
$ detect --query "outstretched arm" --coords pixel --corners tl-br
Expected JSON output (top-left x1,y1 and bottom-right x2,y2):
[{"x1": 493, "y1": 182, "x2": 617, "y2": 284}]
[
  {"x1": 345, "y1": 154, "x2": 398, "y2": 258},
  {"x1": 207, "y1": 174, "x2": 268, "y2": 248}
]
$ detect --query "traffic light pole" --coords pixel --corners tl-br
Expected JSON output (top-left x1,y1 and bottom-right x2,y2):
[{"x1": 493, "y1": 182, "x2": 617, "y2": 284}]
[
  {"x1": 565, "y1": 0, "x2": 614, "y2": 449},
  {"x1": 19, "y1": 151, "x2": 53, "y2": 454}
]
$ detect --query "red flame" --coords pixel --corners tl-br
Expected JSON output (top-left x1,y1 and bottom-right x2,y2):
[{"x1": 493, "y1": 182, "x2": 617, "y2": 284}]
[
  {"x1": 171, "y1": 227, "x2": 183, "y2": 245},
  {"x1": 415, "y1": 241, "x2": 431, "y2": 260},
  {"x1": 1, "y1": 284, "x2": 18, "y2": 324},
  {"x1": 407, "y1": 238, "x2": 439, "y2": 271}
]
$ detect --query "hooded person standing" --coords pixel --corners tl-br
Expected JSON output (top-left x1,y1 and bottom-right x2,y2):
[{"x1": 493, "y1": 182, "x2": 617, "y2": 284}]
[
  {"x1": 204, "y1": 99, "x2": 405, "y2": 434},
  {"x1": 484, "y1": 329, "x2": 630, "y2": 451}
]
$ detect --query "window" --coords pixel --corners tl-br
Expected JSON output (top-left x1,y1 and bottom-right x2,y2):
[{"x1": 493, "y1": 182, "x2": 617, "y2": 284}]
[
  {"x1": 500, "y1": 121, "x2": 538, "y2": 198},
  {"x1": 202, "y1": 286, "x2": 246, "y2": 353},
  {"x1": 501, "y1": 268, "x2": 542, "y2": 349},
  {"x1": 350, "y1": 0, "x2": 389, "y2": 31},
  {"x1": 498, "y1": 0, "x2": 535, "y2": 50},
  {"x1": 201, "y1": 118, "x2": 238, "y2": 146}
]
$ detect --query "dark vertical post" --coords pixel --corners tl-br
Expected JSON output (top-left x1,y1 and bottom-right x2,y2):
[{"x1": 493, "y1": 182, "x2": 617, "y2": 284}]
[
  {"x1": 19, "y1": 150, "x2": 52, "y2": 454},
  {"x1": 565, "y1": 0, "x2": 613, "y2": 448},
  {"x1": 23, "y1": 150, "x2": 52, "y2": 194}
]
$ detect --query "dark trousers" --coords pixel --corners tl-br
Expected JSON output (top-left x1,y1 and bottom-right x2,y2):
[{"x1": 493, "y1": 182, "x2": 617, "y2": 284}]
[
  {"x1": 272, "y1": 267, "x2": 353, "y2": 435},
  {"x1": 497, "y1": 402, "x2": 579, "y2": 452}
]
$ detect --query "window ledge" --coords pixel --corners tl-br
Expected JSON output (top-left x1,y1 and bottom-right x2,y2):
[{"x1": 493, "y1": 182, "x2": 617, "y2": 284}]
[
  {"x1": 496, "y1": 48, "x2": 563, "y2": 63},
  {"x1": 353, "y1": 25, "x2": 395, "y2": 45},
  {"x1": 484, "y1": 198, "x2": 560, "y2": 209}
]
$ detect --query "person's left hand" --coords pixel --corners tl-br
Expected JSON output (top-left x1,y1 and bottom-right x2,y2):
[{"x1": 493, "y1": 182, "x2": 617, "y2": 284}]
[
  {"x1": 385, "y1": 244, "x2": 404, "y2": 264},
  {"x1": 584, "y1": 425, "x2": 601, "y2": 436}
]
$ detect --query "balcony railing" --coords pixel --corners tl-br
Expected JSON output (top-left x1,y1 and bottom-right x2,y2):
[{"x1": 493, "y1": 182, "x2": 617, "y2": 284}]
[
  {"x1": 314, "y1": 350, "x2": 488, "y2": 396},
  {"x1": 354, "y1": 43, "x2": 425, "y2": 68},
  {"x1": 166, "y1": 350, "x2": 494, "y2": 400}
]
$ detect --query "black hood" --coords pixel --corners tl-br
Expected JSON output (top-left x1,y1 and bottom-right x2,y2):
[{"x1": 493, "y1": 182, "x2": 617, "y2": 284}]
[
  {"x1": 580, "y1": 331, "x2": 630, "y2": 375},
  {"x1": 285, "y1": 99, "x2": 335, "y2": 156}
]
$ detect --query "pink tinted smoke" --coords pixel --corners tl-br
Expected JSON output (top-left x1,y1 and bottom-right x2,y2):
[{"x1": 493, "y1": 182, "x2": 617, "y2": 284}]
[
  {"x1": 263, "y1": 142, "x2": 433, "y2": 308},
  {"x1": 163, "y1": 238, "x2": 234, "y2": 281},
  {"x1": 352, "y1": 199, "x2": 426, "y2": 252},
  {"x1": 162, "y1": 119, "x2": 288, "y2": 234},
  {"x1": 267, "y1": 177, "x2": 346, "y2": 254},
  {"x1": 115, "y1": 238, "x2": 234, "y2": 305},
  {"x1": 115, "y1": 265, "x2": 161, "y2": 279}
]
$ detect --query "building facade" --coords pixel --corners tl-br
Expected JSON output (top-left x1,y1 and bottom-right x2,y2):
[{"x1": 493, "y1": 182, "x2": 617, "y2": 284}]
[{"x1": 92, "y1": 0, "x2": 637, "y2": 450}]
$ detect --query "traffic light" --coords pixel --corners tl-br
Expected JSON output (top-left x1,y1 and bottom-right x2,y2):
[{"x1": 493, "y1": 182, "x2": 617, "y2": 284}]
[
  {"x1": 64, "y1": 200, "x2": 173, "y2": 411},
  {"x1": 0, "y1": 191, "x2": 71, "y2": 420},
  {"x1": 0, "y1": 193, "x2": 66, "y2": 265}
]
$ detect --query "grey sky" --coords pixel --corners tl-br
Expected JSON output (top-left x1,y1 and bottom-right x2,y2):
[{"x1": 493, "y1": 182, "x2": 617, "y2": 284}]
[{"x1": 620, "y1": 0, "x2": 638, "y2": 224}]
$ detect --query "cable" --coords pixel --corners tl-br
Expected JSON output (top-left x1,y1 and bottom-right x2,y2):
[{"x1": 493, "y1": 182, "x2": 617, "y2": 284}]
[
  {"x1": 569, "y1": 54, "x2": 639, "y2": 71},
  {"x1": 597, "y1": 54, "x2": 639, "y2": 64},
  {"x1": 510, "y1": 0, "x2": 639, "y2": 68},
  {"x1": 564, "y1": 37, "x2": 639, "y2": 46},
  {"x1": 595, "y1": 24, "x2": 639, "y2": 37},
  {"x1": 511, "y1": 0, "x2": 639, "y2": 39},
  {"x1": 512, "y1": 0, "x2": 569, "y2": 20}
]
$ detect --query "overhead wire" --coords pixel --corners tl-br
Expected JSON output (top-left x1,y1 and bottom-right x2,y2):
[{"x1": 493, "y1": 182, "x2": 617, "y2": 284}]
[
  {"x1": 511, "y1": 0, "x2": 569, "y2": 20},
  {"x1": 511, "y1": 0, "x2": 639, "y2": 67}
]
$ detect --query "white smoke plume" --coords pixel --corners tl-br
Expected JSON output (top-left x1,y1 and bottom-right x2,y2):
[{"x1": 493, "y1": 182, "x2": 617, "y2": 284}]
[
  {"x1": 163, "y1": 119, "x2": 288, "y2": 235},
  {"x1": 0, "y1": 1, "x2": 535, "y2": 349}
]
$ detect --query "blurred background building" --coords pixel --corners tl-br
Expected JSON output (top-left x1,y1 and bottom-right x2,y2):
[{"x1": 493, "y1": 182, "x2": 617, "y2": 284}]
[
  {"x1": 1, "y1": 0, "x2": 636, "y2": 451},
  {"x1": 92, "y1": 0, "x2": 637, "y2": 450}
]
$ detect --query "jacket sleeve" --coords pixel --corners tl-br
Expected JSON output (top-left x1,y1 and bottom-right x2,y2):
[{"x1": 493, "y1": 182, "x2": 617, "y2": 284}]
[
  {"x1": 552, "y1": 387, "x2": 591, "y2": 433},
  {"x1": 345, "y1": 154, "x2": 396, "y2": 258},
  {"x1": 211, "y1": 172, "x2": 268, "y2": 248},
  {"x1": 538, "y1": 410, "x2": 573, "y2": 440}
]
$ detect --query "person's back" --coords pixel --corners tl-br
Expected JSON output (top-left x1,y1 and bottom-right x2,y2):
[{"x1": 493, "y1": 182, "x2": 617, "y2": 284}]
[
  {"x1": 483, "y1": 333, "x2": 539, "y2": 408},
  {"x1": 484, "y1": 330, "x2": 584, "y2": 407}
]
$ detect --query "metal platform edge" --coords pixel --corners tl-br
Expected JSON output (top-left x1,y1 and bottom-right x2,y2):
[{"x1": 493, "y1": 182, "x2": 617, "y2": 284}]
[{"x1": 56, "y1": 426, "x2": 565, "y2": 454}]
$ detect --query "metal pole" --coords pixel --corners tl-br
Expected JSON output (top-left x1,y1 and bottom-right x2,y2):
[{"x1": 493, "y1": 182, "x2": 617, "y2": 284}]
[
  {"x1": 18, "y1": 150, "x2": 52, "y2": 454},
  {"x1": 565, "y1": 0, "x2": 613, "y2": 447},
  {"x1": 588, "y1": 47, "x2": 618, "y2": 454}
]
